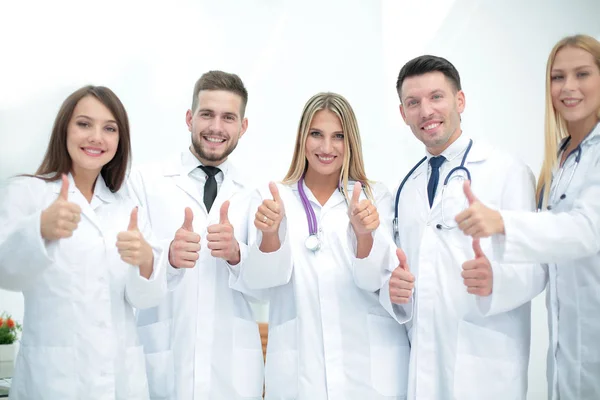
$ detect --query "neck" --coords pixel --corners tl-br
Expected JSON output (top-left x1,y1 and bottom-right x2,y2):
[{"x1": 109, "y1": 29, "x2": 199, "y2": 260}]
[
  {"x1": 190, "y1": 146, "x2": 226, "y2": 167},
  {"x1": 71, "y1": 167, "x2": 99, "y2": 203},
  {"x1": 303, "y1": 169, "x2": 338, "y2": 205},
  {"x1": 427, "y1": 128, "x2": 462, "y2": 156},
  {"x1": 567, "y1": 116, "x2": 599, "y2": 146}
]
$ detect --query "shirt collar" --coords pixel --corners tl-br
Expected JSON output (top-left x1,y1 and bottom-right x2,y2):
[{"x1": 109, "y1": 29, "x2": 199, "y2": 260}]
[
  {"x1": 425, "y1": 133, "x2": 470, "y2": 163},
  {"x1": 181, "y1": 147, "x2": 231, "y2": 177}
]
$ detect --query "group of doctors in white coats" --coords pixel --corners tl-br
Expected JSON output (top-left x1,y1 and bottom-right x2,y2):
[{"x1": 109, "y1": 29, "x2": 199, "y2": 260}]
[{"x1": 0, "y1": 32, "x2": 600, "y2": 400}]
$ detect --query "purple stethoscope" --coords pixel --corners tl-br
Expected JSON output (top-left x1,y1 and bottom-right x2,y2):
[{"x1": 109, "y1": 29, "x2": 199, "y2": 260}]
[{"x1": 297, "y1": 175, "x2": 362, "y2": 251}]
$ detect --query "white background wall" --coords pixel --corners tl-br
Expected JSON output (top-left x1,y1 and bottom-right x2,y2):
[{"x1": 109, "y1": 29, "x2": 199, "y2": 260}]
[{"x1": 1, "y1": 1, "x2": 599, "y2": 398}]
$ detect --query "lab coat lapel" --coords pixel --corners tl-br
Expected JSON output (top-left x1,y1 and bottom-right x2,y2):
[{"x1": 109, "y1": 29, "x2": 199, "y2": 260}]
[
  {"x1": 172, "y1": 162, "x2": 207, "y2": 215},
  {"x1": 51, "y1": 174, "x2": 105, "y2": 235}
]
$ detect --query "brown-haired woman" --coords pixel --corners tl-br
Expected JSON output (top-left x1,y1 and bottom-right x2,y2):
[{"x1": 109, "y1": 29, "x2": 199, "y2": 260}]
[{"x1": 0, "y1": 85, "x2": 167, "y2": 400}]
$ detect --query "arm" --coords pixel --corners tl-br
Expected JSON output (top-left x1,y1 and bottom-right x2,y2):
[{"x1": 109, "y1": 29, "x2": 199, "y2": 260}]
[
  {"x1": 350, "y1": 183, "x2": 397, "y2": 292},
  {"x1": 124, "y1": 203, "x2": 168, "y2": 310},
  {"x1": 498, "y1": 162, "x2": 600, "y2": 262},
  {"x1": 239, "y1": 184, "x2": 294, "y2": 290},
  {"x1": 476, "y1": 161, "x2": 548, "y2": 316},
  {"x1": 0, "y1": 178, "x2": 56, "y2": 291}
]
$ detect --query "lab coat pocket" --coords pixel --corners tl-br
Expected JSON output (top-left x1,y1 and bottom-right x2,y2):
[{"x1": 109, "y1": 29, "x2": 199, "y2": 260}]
[
  {"x1": 233, "y1": 317, "x2": 265, "y2": 398},
  {"x1": 119, "y1": 345, "x2": 150, "y2": 400},
  {"x1": 144, "y1": 350, "x2": 175, "y2": 399},
  {"x1": 453, "y1": 320, "x2": 526, "y2": 400},
  {"x1": 10, "y1": 345, "x2": 76, "y2": 399},
  {"x1": 367, "y1": 313, "x2": 409, "y2": 397},
  {"x1": 265, "y1": 318, "x2": 298, "y2": 399}
]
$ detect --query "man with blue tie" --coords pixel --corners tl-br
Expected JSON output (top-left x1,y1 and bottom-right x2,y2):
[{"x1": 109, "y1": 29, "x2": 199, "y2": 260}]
[
  {"x1": 129, "y1": 71, "x2": 265, "y2": 400},
  {"x1": 384, "y1": 55, "x2": 547, "y2": 400}
]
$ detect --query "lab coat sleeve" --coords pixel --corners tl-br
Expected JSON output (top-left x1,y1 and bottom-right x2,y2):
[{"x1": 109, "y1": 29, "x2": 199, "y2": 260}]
[
  {"x1": 349, "y1": 183, "x2": 397, "y2": 292},
  {"x1": 495, "y1": 156, "x2": 600, "y2": 263},
  {"x1": 124, "y1": 203, "x2": 168, "y2": 310},
  {"x1": 477, "y1": 160, "x2": 548, "y2": 317},
  {"x1": 126, "y1": 170, "x2": 185, "y2": 292},
  {"x1": 239, "y1": 186, "x2": 293, "y2": 290},
  {"x1": 350, "y1": 182, "x2": 414, "y2": 323},
  {"x1": 0, "y1": 177, "x2": 55, "y2": 291}
]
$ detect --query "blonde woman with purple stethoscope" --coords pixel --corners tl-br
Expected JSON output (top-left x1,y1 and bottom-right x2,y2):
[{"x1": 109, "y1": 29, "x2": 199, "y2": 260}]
[
  {"x1": 235, "y1": 92, "x2": 410, "y2": 399},
  {"x1": 456, "y1": 34, "x2": 600, "y2": 399}
]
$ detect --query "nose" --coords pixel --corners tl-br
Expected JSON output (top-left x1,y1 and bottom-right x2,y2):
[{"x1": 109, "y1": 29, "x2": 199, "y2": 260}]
[
  {"x1": 89, "y1": 126, "x2": 103, "y2": 143},
  {"x1": 420, "y1": 99, "x2": 434, "y2": 120},
  {"x1": 562, "y1": 74, "x2": 578, "y2": 92},
  {"x1": 321, "y1": 137, "x2": 333, "y2": 153},
  {"x1": 210, "y1": 117, "x2": 224, "y2": 132}
]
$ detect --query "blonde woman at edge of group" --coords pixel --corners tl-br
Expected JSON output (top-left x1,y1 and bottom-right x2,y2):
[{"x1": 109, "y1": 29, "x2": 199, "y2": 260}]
[{"x1": 456, "y1": 34, "x2": 600, "y2": 399}]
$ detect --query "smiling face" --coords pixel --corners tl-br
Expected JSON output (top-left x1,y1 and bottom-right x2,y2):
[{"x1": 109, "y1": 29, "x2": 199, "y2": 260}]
[
  {"x1": 187, "y1": 89, "x2": 248, "y2": 166},
  {"x1": 399, "y1": 71, "x2": 465, "y2": 155},
  {"x1": 66, "y1": 95, "x2": 120, "y2": 178},
  {"x1": 550, "y1": 46, "x2": 600, "y2": 133},
  {"x1": 304, "y1": 109, "x2": 345, "y2": 181}
]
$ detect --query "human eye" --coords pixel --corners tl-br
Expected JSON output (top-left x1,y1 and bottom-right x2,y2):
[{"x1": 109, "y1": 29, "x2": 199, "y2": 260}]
[
  {"x1": 310, "y1": 130, "x2": 321, "y2": 137},
  {"x1": 577, "y1": 71, "x2": 590, "y2": 78},
  {"x1": 76, "y1": 121, "x2": 90, "y2": 128},
  {"x1": 335, "y1": 133, "x2": 345, "y2": 140},
  {"x1": 550, "y1": 75, "x2": 564, "y2": 81},
  {"x1": 105, "y1": 125, "x2": 118, "y2": 133}
]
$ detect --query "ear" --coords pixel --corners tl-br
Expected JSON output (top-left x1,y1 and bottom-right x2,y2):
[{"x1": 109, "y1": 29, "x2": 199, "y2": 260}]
[
  {"x1": 456, "y1": 90, "x2": 466, "y2": 114},
  {"x1": 399, "y1": 103, "x2": 408, "y2": 124},
  {"x1": 239, "y1": 117, "x2": 249, "y2": 138},
  {"x1": 185, "y1": 109, "x2": 193, "y2": 132}
]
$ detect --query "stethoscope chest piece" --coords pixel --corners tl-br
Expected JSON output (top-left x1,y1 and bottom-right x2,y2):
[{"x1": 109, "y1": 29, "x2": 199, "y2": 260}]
[{"x1": 305, "y1": 234, "x2": 321, "y2": 251}]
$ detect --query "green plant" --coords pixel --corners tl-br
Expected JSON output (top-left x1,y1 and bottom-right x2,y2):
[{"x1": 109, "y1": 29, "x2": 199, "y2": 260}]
[{"x1": 0, "y1": 312, "x2": 21, "y2": 345}]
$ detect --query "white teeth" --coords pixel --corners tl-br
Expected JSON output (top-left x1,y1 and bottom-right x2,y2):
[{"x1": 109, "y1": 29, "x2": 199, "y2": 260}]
[
  {"x1": 84, "y1": 148, "x2": 101, "y2": 154},
  {"x1": 563, "y1": 99, "x2": 581, "y2": 106},
  {"x1": 206, "y1": 137, "x2": 225, "y2": 143},
  {"x1": 318, "y1": 156, "x2": 334, "y2": 161},
  {"x1": 424, "y1": 123, "x2": 440, "y2": 130}
]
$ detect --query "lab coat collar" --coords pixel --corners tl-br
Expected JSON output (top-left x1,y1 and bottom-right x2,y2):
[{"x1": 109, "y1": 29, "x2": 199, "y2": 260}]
[
  {"x1": 291, "y1": 179, "x2": 348, "y2": 209},
  {"x1": 161, "y1": 147, "x2": 246, "y2": 185},
  {"x1": 51, "y1": 173, "x2": 116, "y2": 203}
]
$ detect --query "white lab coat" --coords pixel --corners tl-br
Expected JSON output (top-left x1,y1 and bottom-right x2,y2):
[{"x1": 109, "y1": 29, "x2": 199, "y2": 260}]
[
  {"x1": 237, "y1": 181, "x2": 410, "y2": 400},
  {"x1": 129, "y1": 150, "x2": 264, "y2": 400},
  {"x1": 496, "y1": 123, "x2": 600, "y2": 400},
  {"x1": 392, "y1": 136, "x2": 547, "y2": 400},
  {"x1": 0, "y1": 174, "x2": 167, "y2": 400}
]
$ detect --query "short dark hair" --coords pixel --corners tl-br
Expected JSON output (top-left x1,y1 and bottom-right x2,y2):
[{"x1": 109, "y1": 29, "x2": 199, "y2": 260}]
[
  {"x1": 396, "y1": 55, "x2": 462, "y2": 100},
  {"x1": 35, "y1": 85, "x2": 131, "y2": 192},
  {"x1": 191, "y1": 70, "x2": 248, "y2": 117}
]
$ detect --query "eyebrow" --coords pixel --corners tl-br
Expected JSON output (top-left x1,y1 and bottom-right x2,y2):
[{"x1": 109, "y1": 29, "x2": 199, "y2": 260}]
[
  {"x1": 552, "y1": 65, "x2": 595, "y2": 72},
  {"x1": 309, "y1": 128, "x2": 344, "y2": 134},
  {"x1": 75, "y1": 114, "x2": 117, "y2": 124},
  {"x1": 198, "y1": 108, "x2": 239, "y2": 118}
]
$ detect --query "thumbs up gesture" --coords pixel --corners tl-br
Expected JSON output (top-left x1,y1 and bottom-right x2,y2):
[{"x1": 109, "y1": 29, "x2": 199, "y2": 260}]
[
  {"x1": 348, "y1": 182, "x2": 379, "y2": 236},
  {"x1": 207, "y1": 201, "x2": 241, "y2": 265},
  {"x1": 254, "y1": 182, "x2": 285, "y2": 235},
  {"x1": 461, "y1": 238, "x2": 493, "y2": 296},
  {"x1": 116, "y1": 207, "x2": 154, "y2": 271},
  {"x1": 41, "y1": 174, "x2": 82, "y2": 240},
  {"x1": 455, "y1": 181, "x2": 505, "y2": 238},
  {"x1": 169, "y1": 208, "x2": 201, "y2": 269},
  {"x1": 389, "y1": 248, "x2": 415, "y2": 305}
]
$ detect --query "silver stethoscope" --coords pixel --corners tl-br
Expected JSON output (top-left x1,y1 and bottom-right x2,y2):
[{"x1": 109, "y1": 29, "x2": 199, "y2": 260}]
[
  {"x1": 393, "y1": 139, "x2": 473, "y2": 245},
  {"x1": 297, "y1": 175, "x2": 363, "y2": 251},
  {"x1": 537, "y1": 137, "x2": 582, "y2": 211}
]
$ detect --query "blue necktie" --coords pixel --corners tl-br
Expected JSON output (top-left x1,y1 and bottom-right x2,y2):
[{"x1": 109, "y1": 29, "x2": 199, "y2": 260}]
[{"x1": 427, "y1": 156, "x2": 446, "y2": 207}]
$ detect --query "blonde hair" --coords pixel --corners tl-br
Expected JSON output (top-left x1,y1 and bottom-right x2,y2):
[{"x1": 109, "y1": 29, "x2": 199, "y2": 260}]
[
  {"x1": 282, "y1": 92, "x2": 373, "y2": 201},
  {"x1": 537, "y1": 34, "x2": 600, "y2": 205}
]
